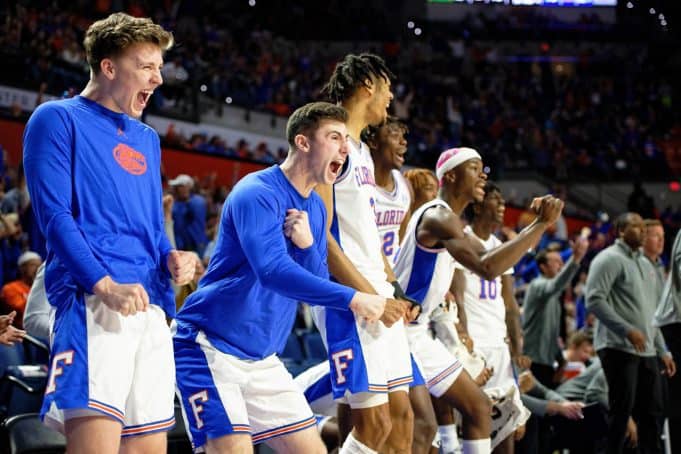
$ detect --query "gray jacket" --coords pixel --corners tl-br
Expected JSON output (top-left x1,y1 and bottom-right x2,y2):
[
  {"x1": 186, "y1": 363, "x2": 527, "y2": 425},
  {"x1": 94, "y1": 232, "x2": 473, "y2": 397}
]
[
  {"x1": 523, "y1": 256, "x2": 580, "y2": 366},
  {"x1": 586, "y1": 240, "x2": 666, "y2": 356}
]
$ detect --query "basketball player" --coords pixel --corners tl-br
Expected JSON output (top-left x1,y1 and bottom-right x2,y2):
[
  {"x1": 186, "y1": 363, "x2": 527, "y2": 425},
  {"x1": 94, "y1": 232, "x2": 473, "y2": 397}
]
[
  {"x1": 453, "y1": 181, "x2": 531, "y2": 453},
  {"x1": 173, "y1": 102, "x2": 388, "y2": 453},
  {"x1": 364, "y1": 119, "x2": 438, "y2": 453},
  {"x1": 394, "y1": 147, "x2": 564, "y2": 454},
  {"x1": 315, "y1": 53, "x2": 416, "y2": 454},
  {"x1": 23, "y1": 13, "x2": 197, "y2": 454}
]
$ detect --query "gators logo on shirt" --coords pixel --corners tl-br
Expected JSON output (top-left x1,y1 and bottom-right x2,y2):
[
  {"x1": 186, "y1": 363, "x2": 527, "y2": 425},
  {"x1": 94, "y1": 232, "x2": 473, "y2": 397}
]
[{"x1": 113, "y1": 143, "x2": 147, "y2": 175}]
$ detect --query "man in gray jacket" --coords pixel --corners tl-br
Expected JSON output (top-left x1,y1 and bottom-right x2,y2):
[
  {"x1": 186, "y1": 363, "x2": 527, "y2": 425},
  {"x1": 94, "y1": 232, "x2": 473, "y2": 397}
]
[
  {"x1": 586, "y1": 212, "x2": 675, "y2": 454},
  {"x1": 523, "y1": 237, "x2": 588, "y2": 387}
]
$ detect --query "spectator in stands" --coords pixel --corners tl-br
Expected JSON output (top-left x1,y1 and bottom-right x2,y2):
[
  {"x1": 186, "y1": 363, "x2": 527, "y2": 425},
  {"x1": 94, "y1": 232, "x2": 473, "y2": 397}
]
[
  {"x1": 516, "y1": 369, "x2": 585, "y2": 454},
  {"x1": 654, "y1": 228, "x2": 681, "y2": 454},
  {"x1": 560, "y1": 330, "x2": 594, "y2": 382},
  {"x1": 23, "y1": 262, "x2": 50, "y2": 341},
  {"x1": 642, "y1": 219, "x2": 666, "y2": 283},
  {"x1": 586, "y1": 212, "x2": 675, "y2": 453},
  {"x1": 170, "y1": 174, "x2": 208, "y2": 255},
  {"x1": 1, "y1": 251, "x2": 41, "y2": 329},
  {"x1": 523, "y1": 237, "x2": 588, "y2": 388},
  {"x1": 0, "y1": 164, "x2": 29, "y2": 215}
]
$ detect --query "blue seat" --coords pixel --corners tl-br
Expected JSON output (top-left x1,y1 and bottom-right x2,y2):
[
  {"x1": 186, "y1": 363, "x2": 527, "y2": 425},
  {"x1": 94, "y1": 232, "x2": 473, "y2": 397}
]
[
  {"x1": 3, "y1": 413, "x2": 65, "y2": 454},
  {"x1": 301, "y1": 332, "x2": 326, "y2": 361},
  {"x1": 281, "y1": 333, "x2": 305, "y2": 362}
]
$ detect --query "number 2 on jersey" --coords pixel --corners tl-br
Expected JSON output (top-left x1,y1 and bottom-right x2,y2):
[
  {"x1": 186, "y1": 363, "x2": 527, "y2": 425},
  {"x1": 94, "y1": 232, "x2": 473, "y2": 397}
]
[{"x1": 382, "y1": 231, "x2": 395, "y2": 257}]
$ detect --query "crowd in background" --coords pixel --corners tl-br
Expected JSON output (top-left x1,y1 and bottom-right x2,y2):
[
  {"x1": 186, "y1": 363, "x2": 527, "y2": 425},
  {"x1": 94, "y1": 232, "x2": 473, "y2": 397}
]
[{"x1": 1, "y1": 1, "x2": 680, "y2": 181}]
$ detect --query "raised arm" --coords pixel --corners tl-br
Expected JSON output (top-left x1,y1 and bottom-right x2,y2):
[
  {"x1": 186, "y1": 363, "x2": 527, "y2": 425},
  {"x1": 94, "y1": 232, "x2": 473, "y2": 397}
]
[{"x1": 418, "y1": 196, "x2": 563, "y2": 281}]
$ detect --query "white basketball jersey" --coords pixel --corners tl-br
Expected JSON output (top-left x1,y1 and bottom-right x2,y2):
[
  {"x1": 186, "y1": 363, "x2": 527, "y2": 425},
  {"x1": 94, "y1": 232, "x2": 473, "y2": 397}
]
[
  {"x1": 374, "y1": 170, "x2": 411, "y2": 265},
  {"x1": 332, "y1": 139, "x2": 392, "y2": 297},
  {"x1": 394, "y1": 198, "x2": 456, "y2": 327},
  {"x1": 456, "y1": 225, "x2": 513, "y2": 347}
]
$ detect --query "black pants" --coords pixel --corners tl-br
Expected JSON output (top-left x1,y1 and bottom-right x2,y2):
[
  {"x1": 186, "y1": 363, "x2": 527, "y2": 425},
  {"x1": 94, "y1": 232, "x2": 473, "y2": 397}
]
[
  {"x1": 662, "y1": 323, "x2": 681, "y2": 454},
  {"x1": 599, "y1": 348, "x2": 664, "y2": 454},
  {"x1": 530, "y1": 363, "x2": 556, "y2": 389}
]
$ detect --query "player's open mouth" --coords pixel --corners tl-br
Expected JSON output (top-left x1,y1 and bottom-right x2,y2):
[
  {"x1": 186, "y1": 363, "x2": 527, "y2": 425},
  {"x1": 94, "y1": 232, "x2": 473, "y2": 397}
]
[
  {"x1": 137, "y1": 90, "x2": 153, "y2": 107},
  {"x1": 329, "y1": 158, "x2": 345, "y2": 176}
]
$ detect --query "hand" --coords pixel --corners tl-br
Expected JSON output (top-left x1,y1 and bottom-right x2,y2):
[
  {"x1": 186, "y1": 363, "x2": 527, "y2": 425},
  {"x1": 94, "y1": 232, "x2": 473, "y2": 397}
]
[
  {"x1": 0, "y1": 311, "x2": 16, "y2": 335},
  {"x1": 517, "y1": 371, "x2": 535, "y2": 393},
  {"x1": 380, "y1": 298, "x2": 406, "y2": 327},
  {"x1": 513, "y1": 355, "x2": 532, "y2": 370},
  {"x1": 514, "y1": 424, "x2": 526, "y2": 441},
  {"x1": 556, "y1": 401, "x2": 584, "y2": 420},
  {"x1": 474, "y1": 366, "x2": 494, "y2": 386},
  {"x1": 93, "y1": 276, "x2": 149, "y2": 316},
  {"x1": 661, "y1": 355, "x2": 676, "y2": 377},
  {"x1": 404, "y1": 302, "x2": 421, "y2": 323},
  {"x1": 458, "y1": 332, "x2": 474, "y2": 353},
  {"x1": 530, "y1": 195, "x2": 564, "y2": 225},
  {"x1": 570, "y1": 235, "x2": 589, "y2": 263},
  {"x1": 284, "y1": 209, "x2": 313, "y2": 249},
  {"x1": 626, "y1": 329, "x2": 646, "y2": 352},
  {"x1": 625, "y1": 417, "x2": 638, "y2": 448},
  {"x1": 0, "y1": 325, "x2": 26, "y2": 346},
  {"x1": 167, "y1": 250, "x2": 199, "y2": 286},
  {"x1": 349, "y1": 292, "x2": 385, "y2": 323}
]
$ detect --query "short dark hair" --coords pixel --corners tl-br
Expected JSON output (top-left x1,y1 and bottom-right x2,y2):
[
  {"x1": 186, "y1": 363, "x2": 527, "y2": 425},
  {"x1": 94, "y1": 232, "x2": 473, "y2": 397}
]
[
  {"x1": 84, "y1": 13, "x2": 174, "y2": 75},
  {"x1": 464, "y1": 181, "x2": 501, "y2": 222},
  {"x1": 360, "y1": 116, "x2": 408, "y2": 147},
  {"x1": 321, "y1": 53, "x2": 395, "y2": 103},
  {"x1": 286, "y1": 102, "x2": 348, "y2": 147},
  {"x1": 614, "y1": 212, "x2": 637, "y2": 235},
  {"x1": 535, "y1": 249, "x2": 550, "y2": 267}
]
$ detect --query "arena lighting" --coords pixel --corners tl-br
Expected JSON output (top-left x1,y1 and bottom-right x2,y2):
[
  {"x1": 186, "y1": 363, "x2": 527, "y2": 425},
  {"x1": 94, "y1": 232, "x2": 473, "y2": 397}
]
[
  {"x1": 248, "y1": 0, "x2": 256, "y2": 6},
  {"x1": 669, "y1": 181, "x2": 680, "y2": 192},
  {"x1": 661, "y1": 20, "x2": 668, "y2": 26},
  {"x1": 225, "y1": 96, "x2": 233, "y2": 104},
  {"x1": 415, "y1": 27, "x2": 422, "y2": 35},
  {"x1": 650, "y1": 7, "x2": 656, "y2": 14},
  {"x1": 659, "y1": 13, "x2": 665, "y2": 20},
  {"x1": 407, "y1": 21, "x2": 415, "y2": 29},
  {"x1": 626, "y1": 1, "x2": 633, "y2": 7},
  {"x1": 200, "y1": 84, "x2": 207, "y2": 92}
]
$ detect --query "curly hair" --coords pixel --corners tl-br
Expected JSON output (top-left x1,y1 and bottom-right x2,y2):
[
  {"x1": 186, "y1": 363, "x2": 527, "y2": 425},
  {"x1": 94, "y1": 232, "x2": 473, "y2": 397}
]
[{"x1": 321, "y1": 53, "x2": 395, "y2": 103}]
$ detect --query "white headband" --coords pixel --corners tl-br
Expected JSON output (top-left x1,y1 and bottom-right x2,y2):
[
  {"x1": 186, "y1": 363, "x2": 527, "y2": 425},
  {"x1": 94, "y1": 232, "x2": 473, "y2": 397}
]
[{"x1": 435, "y1": 147, "x2": 482, "y2": 183}]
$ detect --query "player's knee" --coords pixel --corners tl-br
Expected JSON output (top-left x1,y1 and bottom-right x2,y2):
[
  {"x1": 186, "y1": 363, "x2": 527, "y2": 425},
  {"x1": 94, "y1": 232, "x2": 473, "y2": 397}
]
[
  {"x1": 462, "y1": 389, "x2": 492, "y2": 430},
  {"x1": 354, "y1": 406, "x2": 392, "y2": 446},
  {"x1": 413, "y1": 414, "x2": 437, "y2": 449}
]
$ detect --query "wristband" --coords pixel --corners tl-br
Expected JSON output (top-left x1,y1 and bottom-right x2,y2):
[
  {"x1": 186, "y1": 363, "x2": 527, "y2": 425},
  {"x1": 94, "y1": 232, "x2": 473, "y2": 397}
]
[{"x1": 391, "y1": 281, "x2": 422, "y2": 319}]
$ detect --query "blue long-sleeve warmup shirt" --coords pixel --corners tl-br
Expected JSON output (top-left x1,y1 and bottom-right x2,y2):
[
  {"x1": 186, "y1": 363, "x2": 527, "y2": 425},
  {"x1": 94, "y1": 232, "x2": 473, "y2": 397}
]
[
  {"x1": 23, "y1": 96, "x2": 174, "y2": 316},
  {"x1": 175, "y1": 165, "x2": 356, "y2": 360}
]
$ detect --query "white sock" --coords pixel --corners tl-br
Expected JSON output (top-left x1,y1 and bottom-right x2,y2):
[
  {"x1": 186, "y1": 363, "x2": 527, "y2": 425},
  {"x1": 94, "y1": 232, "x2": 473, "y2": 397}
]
[
  {"x1": 432, "y1": 430, "x2": 442, "y2": 449},
  {"x1": 462, "y1": 438, "x2": 491, "y2": 454},
  {"x1": 439, "y1": 424, "x2": 460, "y2": 453},
  {"x1": 339, "y1": 431, "x2": 378, "y2": 454}
]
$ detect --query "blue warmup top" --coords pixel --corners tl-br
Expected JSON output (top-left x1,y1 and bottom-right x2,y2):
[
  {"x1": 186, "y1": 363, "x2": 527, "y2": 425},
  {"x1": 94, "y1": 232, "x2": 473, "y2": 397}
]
[
  {"x1": 23, "y1": 96, "x2": 175, "y2": 317},
  {"x1": 175, "y1": 165, "x2": 356, "y2": 360}
]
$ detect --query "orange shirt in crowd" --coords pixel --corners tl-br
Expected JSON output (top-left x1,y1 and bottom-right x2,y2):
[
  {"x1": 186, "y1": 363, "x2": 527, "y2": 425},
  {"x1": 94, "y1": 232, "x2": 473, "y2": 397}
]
[{"x1": 1, "y1": 280, "x2": 30, "y2": 329}]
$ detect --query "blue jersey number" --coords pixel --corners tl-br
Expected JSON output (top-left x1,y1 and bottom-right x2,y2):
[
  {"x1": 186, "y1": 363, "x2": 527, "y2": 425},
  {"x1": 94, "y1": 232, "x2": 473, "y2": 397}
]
[
  {"x1": 382, "y1": 231, "x2": 395, "y2": 257},
  {"x1": 479, "y1": 278, "x2": 497, "y2": 300}
]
